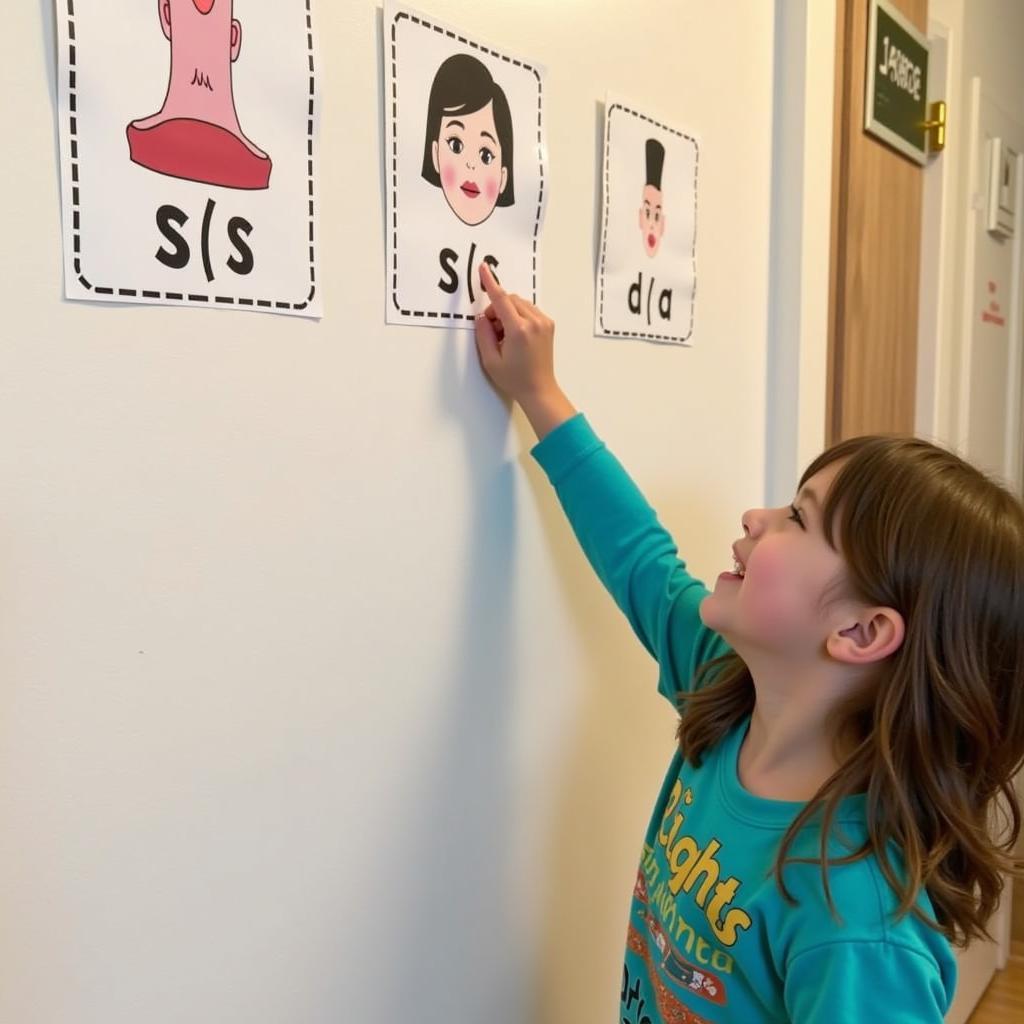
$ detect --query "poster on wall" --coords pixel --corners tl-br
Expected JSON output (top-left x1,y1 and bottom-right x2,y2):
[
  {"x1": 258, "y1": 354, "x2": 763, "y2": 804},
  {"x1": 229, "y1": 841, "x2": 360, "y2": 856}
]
[
  {"x1": 596, "y1": 97, "x2": 699, "y2": 345},
  {"x1": 54, "y1": 0, "x2": 322, "y2": 318},
  {"x1": 384, "y1": 2, "x2": 548, "y2": 328}
]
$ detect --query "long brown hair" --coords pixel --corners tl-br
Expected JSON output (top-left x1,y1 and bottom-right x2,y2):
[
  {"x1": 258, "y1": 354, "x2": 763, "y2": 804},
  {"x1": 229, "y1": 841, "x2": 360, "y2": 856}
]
[{"x1": 676, "y1": 435, "x2": 1024, "y2": 947}]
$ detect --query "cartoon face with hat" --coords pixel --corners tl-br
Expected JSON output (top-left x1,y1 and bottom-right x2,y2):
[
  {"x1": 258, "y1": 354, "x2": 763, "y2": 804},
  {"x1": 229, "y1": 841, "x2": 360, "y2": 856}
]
[{"x1": 638, "y1": 138, "x2": 665, "y2": 258}]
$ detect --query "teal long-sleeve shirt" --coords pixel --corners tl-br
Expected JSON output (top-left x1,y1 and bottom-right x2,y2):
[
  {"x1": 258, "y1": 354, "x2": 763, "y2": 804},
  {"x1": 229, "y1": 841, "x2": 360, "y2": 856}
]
[{"x1": 531, "y1": 414, "x2": 958, "y2": 1024}]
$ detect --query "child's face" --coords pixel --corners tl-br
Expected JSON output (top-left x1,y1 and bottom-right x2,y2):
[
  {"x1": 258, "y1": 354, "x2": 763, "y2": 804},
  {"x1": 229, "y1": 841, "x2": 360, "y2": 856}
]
[
  {"x1": 638, "y1": 184, "x2": 664, "y2": 257},
  {"x1": 700, "y1": 460, "x2": 854, "y2": 661},
  {"x1": 431, "y1": 102, "x2": 508, "y2": 226}
]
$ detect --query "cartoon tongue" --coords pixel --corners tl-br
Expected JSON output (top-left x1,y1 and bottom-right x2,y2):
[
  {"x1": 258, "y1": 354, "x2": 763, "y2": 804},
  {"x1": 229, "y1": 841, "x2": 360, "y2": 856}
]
[{"x1": 192, "y1": 0, "x2": 216, "y2": 13}]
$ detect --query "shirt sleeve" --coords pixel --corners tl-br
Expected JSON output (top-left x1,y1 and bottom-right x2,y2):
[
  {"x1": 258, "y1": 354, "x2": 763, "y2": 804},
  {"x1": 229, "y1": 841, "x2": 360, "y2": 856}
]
[
  {"x1": 531, "y1": 413, "x2": 730, "y2": 701},
  {"x1": 784, "y1": 940, "x2": 952, "y2": 1023}
]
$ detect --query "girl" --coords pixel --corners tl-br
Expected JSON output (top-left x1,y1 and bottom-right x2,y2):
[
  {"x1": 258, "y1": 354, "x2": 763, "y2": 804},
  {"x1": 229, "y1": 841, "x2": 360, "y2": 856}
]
[
  {"x1": 472, "y1": 263, "x2": 1024, "y2": 1023},
  {"x1": 421, "y1": 53, "x2": 515, "y2": 227}
]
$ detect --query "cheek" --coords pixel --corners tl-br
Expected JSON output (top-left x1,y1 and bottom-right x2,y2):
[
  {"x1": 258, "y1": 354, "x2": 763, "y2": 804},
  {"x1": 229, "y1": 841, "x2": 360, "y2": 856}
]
[
  {"x1": 742, "y1": 550, "x2": 807, "y2": 620},
  {"x1": 484, "y1": 177, "x2": 499, "y2": 202},
  {"x1": 441, "y1": 164, "x2": 457, "y2": 191}
]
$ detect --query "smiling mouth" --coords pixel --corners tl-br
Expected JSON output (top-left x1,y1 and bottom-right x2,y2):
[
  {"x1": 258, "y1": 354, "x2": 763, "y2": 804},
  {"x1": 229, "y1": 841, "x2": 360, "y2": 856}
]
[
  {"x1": 647, "y1": 234, "x2": 656, "y2": 248},
  {"x1": 460, "y1": 181, "x2": 480, "y2": 198}
]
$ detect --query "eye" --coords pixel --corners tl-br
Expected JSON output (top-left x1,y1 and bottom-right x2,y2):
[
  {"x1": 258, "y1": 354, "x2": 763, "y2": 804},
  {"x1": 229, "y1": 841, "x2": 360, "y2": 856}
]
[
  {"x1": 654, "y1": 211, "x2": 660, "y2": 223},
  {"x1": 445, "y1": 136, "x2": 463, "y2": 155},
  {"x1": 788, "y1": 505, "x2": 806, "y2": 530},
  {"x1": 479, "y1": 147, "x2": 495, "y2": 165}
]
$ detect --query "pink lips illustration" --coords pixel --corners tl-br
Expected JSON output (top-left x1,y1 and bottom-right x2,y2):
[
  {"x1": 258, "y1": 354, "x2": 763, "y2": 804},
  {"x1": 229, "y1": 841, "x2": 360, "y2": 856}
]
[{"x1": 460, "y1": 180, "x2": 480, "y2": 198}]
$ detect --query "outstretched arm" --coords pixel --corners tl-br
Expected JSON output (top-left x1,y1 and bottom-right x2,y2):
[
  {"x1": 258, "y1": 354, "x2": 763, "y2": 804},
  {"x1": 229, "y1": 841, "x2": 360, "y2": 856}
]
[{"x1": 473, "y1": 264, "x2": 728, "y2": 697}]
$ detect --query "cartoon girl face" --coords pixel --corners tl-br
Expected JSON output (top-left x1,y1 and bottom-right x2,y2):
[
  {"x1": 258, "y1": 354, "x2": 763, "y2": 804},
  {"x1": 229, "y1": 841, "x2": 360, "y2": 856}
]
[
  {"x1": 421, "y1": 54, "x2": 515, "y2": 228},
  {"x1": 432, "y1": 102, "x2": 508, "y2": 227}
]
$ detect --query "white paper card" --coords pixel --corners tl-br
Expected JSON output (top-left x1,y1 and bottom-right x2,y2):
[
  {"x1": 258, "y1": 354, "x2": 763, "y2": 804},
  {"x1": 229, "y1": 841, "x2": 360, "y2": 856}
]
[
  {"x1": 54, "y1": 0, "x2": 322, "y2": 318},
  {"x1": 596, "y1": 98, "x2": 699, "y2": 344},
  {"x1": 384, "y1": 2, "x2": 548, "y2": 328}
]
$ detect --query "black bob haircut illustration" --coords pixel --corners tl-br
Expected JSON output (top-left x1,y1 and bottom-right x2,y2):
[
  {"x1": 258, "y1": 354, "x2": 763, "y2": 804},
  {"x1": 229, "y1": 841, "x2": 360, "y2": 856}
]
[
  {"x1": 645, "y1": 138, "x2": 665, "y2": 190},
  {"x1": 421, "y1": 54, "x2": 515, "y2": 207}
]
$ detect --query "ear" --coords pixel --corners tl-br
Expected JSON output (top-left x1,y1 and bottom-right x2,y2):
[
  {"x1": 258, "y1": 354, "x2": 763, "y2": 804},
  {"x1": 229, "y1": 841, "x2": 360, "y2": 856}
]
[
  {"x1": 159, "y1": 0, "x2": 172, "y2": 40},
  {"x1": 431, "y1": 140, "x2": 439, "y2": 175},
  {"x1": 499, "y1": 165, "x2": 508, "y2": 197},
  {"x1": 826, "y1": 606, "x2": 905, "y2": 666},
  {"x1": 230, "y1": 19, "x2": 242, "y2": 61}
]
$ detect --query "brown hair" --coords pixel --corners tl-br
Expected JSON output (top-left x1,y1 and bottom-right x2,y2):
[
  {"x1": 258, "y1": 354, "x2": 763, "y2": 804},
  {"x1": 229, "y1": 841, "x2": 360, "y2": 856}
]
[{"x1": 676, "y1": 435, "x2": 1024, "y2": 947}]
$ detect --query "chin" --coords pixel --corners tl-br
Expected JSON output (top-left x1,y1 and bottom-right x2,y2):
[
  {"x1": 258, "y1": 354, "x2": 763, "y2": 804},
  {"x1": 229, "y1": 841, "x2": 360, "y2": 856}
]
[{"x1": 698, "y1": 593, "x2": 721, "y2": 630}]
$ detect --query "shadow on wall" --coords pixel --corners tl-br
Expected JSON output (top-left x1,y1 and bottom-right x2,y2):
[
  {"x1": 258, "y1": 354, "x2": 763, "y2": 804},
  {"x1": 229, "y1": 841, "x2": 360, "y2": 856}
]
[
  {"x1": 521, "y1": 442, "x2": 653, "y2": 1023},
  {"x1": 373, "y1": 333, "x2": 522, "y2": 1021}
]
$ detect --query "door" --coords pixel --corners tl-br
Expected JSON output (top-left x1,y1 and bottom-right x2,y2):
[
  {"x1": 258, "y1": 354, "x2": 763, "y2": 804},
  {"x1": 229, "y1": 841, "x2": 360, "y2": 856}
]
[{"x1": 829, "y1": 0, "x2": 928, "y2": 442}]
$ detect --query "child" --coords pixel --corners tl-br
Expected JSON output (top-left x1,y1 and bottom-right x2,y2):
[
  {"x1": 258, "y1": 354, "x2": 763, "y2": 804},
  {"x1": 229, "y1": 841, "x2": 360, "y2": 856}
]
[{"x1": 473, "y1": 263, "x2": 1024, "y2": 1022}]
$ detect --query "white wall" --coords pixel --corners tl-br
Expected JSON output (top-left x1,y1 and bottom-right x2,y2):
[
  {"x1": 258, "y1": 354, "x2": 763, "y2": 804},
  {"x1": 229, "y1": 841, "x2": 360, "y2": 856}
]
[
  {"x1": 767, "y1": 0, "x2": 835, "y2": 505},
  {"x1": 924, "y1": 3, "x2": 1024, "y2": 1019},
  {"x1": 0, "y1": 2, "x2": 776, "y2": 1021},
  {"x1": 927, "y1": 0, "x2": 1024, "y2": 472}
]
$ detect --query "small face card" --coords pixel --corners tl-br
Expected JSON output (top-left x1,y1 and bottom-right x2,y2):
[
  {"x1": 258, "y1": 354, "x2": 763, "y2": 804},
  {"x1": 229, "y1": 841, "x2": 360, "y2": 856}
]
[
  {"x1": 54, "y1": 0, "x2": 322, "y2": 317},
  {"x1": 384, "y1": 2, "x2": 548, "y2": 328},
  {"x1": 596, "y1": 98, "x2": 699, "y2": 344}
]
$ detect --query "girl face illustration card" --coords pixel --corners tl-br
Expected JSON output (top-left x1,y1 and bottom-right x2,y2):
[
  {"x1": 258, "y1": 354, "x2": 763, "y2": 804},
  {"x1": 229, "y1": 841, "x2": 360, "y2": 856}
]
[
  {"x1": 596, "y1": 97, "x2": 699, "y2": 345},
  {"x1": 53, "y1": 0, "x2": 322, "y2": 317},
  {"x1": 384, "y1": 2, "x2": 548, "y2": 328}
]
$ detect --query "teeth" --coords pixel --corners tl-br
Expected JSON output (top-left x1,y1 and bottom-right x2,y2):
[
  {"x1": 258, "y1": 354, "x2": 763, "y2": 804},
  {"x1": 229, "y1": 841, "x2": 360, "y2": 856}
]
[{"x1": 733, "y1": 559, "x2": 745, "y2": 577}]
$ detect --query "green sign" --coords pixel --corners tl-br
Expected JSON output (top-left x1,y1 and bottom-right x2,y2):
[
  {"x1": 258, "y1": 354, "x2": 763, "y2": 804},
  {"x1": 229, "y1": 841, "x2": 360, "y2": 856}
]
[{"x1": 865, "y1": 0, "x2": 930, "y2": 165}]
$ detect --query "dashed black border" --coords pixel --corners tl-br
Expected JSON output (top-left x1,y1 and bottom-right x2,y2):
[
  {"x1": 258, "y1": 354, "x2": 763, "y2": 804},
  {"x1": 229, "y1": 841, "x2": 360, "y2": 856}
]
[
  {"x1": 62, "y1": 0, "x2": 318, "y2": 313},
  {"x1": 598, "y1": 103, "x2": 698, "y2": 344},
  {"x1": 389, "y1": 9, "x2": 544, "y2": 320}
]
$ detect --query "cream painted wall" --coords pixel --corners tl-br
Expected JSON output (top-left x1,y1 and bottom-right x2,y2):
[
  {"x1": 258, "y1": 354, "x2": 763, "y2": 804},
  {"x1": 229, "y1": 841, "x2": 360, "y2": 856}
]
[{"x1": 0, "y1": 2, "x2": 776, "y2": 1021}]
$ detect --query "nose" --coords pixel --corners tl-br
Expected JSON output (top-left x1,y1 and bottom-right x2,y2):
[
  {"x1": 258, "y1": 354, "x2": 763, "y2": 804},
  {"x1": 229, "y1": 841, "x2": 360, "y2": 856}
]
[{"x1": 741, "y1": 508, "x2": 764, "y2": 538}]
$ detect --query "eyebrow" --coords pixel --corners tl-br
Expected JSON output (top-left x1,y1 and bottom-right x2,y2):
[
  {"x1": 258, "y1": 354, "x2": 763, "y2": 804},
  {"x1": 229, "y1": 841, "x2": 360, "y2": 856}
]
[
  {"x1": 481, "y1": 130, "x2": 496, "y2": 143},
  {"x1": 444, "y1": 120, "x2": 465, "y2": 130}
]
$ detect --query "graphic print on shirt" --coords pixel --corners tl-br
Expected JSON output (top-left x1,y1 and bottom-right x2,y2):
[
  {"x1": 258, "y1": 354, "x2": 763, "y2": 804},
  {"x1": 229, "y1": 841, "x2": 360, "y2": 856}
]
[
  {"x1": 625, "y1": 777, "x2": 756, "y2": 1015},
  {"x1": 633, "y1": 870, "x2": 726, "y2": 1008},
  {"x1": 623, "y1": 936, "x2": 713, "y2": 1024},
  {"x1": 655, "y1": 779, "x2": 753, "y2": 945}
]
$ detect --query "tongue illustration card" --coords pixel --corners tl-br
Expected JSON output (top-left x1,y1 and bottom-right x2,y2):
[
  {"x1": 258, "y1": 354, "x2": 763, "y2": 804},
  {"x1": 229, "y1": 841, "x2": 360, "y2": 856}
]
[
  {"x1": 596, "y1": 97, "x2": 699, "y2": 345},
  {"x1": 54, "y1": 0, "x2": 322, "y2": 317},
  {"x1": 384, "y1": 2, "x2": 548, "y2": 328}
]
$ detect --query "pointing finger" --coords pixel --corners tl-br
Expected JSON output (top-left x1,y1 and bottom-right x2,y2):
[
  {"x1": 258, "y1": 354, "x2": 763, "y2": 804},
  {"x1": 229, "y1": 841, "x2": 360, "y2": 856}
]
[{"x1": 479, "y1": 263, "x2": 521, "y2": 329}]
